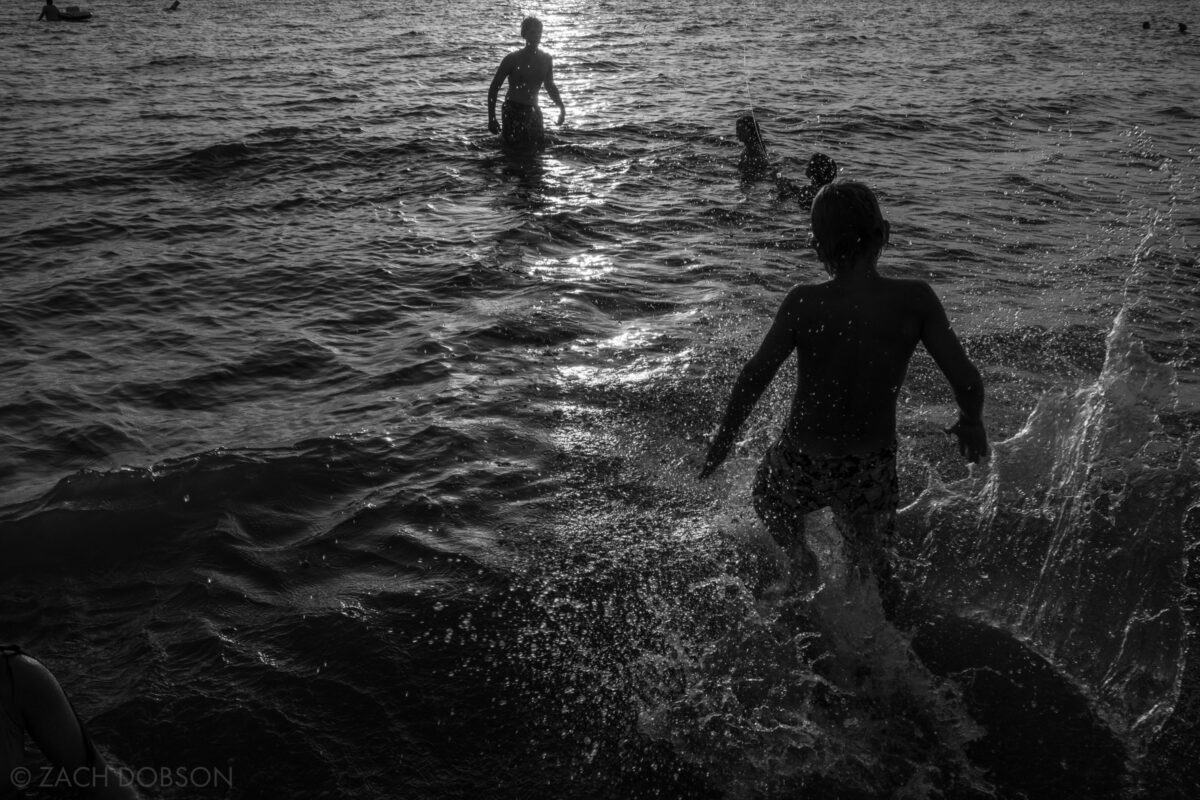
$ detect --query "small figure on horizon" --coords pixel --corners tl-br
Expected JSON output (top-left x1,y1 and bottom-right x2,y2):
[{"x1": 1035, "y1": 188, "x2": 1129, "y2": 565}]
[
  {"x1": 487, "y1": 17, "x2": 566, "y2": 149},
  {"x1": 1, "y1": 645, "x2": 140, "y2": 799},
  {"x1": 37, "y1": 0, "x2": 60, "y2": 20},
  {"x1": 736, "y1": 114, "x2": 772, "y2": 179},
  {"x1": 777, "y1": 152, "x2": 839, "y2": 209},
  {"x1": 699, "y1": 181, "x2": 987, "y2": 621}
]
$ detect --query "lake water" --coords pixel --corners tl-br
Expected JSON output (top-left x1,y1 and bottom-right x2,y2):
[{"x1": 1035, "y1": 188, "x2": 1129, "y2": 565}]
[{"x1": 2, "y1": 0, "x2": 1198, "y2": 797}]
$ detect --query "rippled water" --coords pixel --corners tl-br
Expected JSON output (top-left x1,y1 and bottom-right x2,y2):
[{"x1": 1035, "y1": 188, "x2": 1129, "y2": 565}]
[{"x1": 2, "y1": 0, "x2": 1198, "y2": 797}]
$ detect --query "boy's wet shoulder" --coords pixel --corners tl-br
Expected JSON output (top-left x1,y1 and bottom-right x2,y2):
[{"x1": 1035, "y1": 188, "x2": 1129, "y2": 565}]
[{"x1": 781, "y1": 276, "x2": 939, "y2": 316}]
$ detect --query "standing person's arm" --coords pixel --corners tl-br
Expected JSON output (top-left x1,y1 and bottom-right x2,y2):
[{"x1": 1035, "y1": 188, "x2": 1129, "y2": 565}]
[
  {"x1": 544, "y1": 57, "x2": 565, "y2": 125},
  {"x1": 487, "y1": 56, "x2": 511, "y2": 134},
  {"x1": 917, "y1": 284, "x2": 988, "y2": 462},
  {"x1": 699, "y1": 289, "x2": 800, "y2": 477}
]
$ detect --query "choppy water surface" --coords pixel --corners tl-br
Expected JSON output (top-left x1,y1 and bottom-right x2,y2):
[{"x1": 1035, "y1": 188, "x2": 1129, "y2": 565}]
[{"x1": 1, "y1": 0, "x2": 1198, "y2": 797}]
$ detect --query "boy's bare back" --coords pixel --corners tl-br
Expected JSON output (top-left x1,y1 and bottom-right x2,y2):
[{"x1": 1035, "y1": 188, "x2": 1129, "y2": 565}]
[
  {"x1": 700, "y1": 180, "x2": 986, "y2": 479},
  {"x1": 758, "y1": 275, "x2": 979, "y2": 456}
]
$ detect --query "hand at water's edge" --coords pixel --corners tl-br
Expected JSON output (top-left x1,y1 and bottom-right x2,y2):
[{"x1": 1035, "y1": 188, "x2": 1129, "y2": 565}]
[
  {"x1": 557, "y1": 108, "x2": 566, "y2": 126},
  {"x1": 945, "y1": 418, "x2": 989, "y2": 463},
  {"x1": 488, "y1": 118, "x2": 500, "y2": 135}
]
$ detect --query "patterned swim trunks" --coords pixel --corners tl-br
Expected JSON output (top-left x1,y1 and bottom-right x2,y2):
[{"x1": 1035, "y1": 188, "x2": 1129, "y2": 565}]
[{"x1": 751, "y1": 440, "x2": 899, "y2": 550}]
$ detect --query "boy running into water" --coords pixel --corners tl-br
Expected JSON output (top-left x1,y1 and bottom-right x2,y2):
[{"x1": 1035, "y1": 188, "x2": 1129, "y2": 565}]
[{"x1": 699, "y1": 181, "x2": 987, "y2": 619}]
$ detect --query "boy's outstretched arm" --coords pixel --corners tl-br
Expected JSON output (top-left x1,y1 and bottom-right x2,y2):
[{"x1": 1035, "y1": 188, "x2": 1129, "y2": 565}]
[
  {"x1": 699, "y1": 291, "x2": 800, "y2": 478},
  {"x1": 917, "y1": 284, "x2": 988, "y2": 462}
]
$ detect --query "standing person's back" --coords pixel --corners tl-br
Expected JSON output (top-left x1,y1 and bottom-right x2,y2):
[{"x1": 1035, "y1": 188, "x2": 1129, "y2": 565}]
[{"x1": 699, "y1": 181, "x2": 987, "y2": 617}]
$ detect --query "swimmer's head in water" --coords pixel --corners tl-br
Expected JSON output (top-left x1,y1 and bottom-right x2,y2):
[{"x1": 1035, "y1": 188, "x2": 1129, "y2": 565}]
[
  {"x1": 810, "y1": 180, "x2": 888, "y2": 270},
  {"x1": 521, "y1": 17, "x2": 543, "y2": 44},
  {"x1": 805, "y1": 153, "x2": 838, "y2": 186},
  {"x1": 736, "y1": 114, "x2": 763, "y2": 146}
]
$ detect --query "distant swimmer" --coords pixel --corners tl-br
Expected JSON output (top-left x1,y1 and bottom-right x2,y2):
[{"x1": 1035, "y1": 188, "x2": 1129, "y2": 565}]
[
  {"x1": 37, "y1": 0, "x2": 60, "y2": 20},
  {"x1": 1181, "y1": 22, "x2": 1189, "y2": 34},
  {"x1": 165, "y1": 0, "x2": 179, "y2": 10},
  {"x1": 736, "y1": 114, "x2": 772, "y2": 179},
  {"x1": 699, "y1": 181, "x2": 987, "y2": 620},
  {"x1": 1, "y1": 645, "x2": 140, "y2": 799},
  {"x1": 735, "y1": 116, "x2": 839, "y2": 207},
  {"x1": 776, "y1": 153, "x2": 839, "y2": 209},
  {"x1": 487, "y1": 17, "x2": 567, "y2": 149}
]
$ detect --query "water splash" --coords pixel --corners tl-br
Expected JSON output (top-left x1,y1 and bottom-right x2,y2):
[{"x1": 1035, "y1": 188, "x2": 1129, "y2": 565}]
[
  {"x1": 493, "y1": 503, "x2": 991, "y2": 798},
  {"x1": 903, "y1": 307, "x2": 1198, "y2": 747}
]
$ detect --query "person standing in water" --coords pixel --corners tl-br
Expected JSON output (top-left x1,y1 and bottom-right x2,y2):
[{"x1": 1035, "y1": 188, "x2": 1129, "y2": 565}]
[
  {"x1": 37, "y1": 0, "x2": 61, "y2": 20},
  {"x1": 487, "y1": 17, "x2": 567, "y2": 148},
  {"x1": 736, "y1": 114, "x2": 772, "y2": 179},
  {"x1": 698, "y1": 181, "x2": 987, "y2": 619}
]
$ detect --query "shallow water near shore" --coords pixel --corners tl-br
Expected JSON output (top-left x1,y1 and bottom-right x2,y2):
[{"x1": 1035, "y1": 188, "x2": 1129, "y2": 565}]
[{"x1": 2, "y1": 0, "x2": 1199, "y2": 797}]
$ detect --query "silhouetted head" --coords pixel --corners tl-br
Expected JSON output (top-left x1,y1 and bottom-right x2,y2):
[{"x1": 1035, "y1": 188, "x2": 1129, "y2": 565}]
[
  {"x1": 1142, "y1": 21, "x2": 1150, "y2": 29},
  {"x1": 1180, "y1": 22, "x2": 1189, "y2": 34},
  {"x1": 736, "y1": 114, "x2": 763, "y2": 145},
  {"x1": 805, "y1": 153, "x2": 838, "y2": 186},
  {"x1": 810, "y1": 180, "x2": 889, "y2": 272},
  {"x1": 521, "y1": 17, "x2": 543, "y2": 45}
]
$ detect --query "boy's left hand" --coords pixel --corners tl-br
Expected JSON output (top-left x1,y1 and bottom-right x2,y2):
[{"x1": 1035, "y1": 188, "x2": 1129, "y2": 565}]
[{"x1": 945, "y1": 419, "x2": 989, "y2": 463}]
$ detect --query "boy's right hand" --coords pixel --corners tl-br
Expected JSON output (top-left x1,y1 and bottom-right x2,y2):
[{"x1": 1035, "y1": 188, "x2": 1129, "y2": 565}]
[{"x1": 946, "y1": 418, "x2": 989, "y2": 463}]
